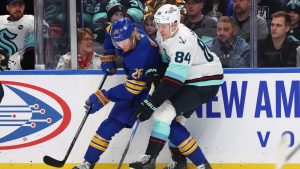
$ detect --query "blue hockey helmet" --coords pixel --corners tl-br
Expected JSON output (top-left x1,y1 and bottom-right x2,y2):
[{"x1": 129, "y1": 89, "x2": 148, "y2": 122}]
[{"x1": 110, "y1": 17, "x2": 134, "y2": 46}]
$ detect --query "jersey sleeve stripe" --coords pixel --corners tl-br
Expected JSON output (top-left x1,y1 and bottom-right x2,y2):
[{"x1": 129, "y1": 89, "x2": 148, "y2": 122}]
[
  {"x1": 124, "y1": 80, "x2": 146, "y2": 95},
  {"x1": 165, "y1": 63, "x2": 190, "y2": 83},
  {"x1": 185, "y1": 74, "x2": 224, "y2": 83},
  {"x1": 185, "y1": 74, "x2": 224, "y2": 86},
  {"x1": 162, "y1": 77, "x2": 184, "y2": 86}
]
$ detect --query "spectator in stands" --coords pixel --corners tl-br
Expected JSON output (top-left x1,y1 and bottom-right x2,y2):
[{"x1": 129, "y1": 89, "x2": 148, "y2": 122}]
[
  {"x1": 143, "y1": 14, "x2": 157, "y2": 38},
  {"x1": 231, "y1": 0, "x2": 269, "y2": 42},
  {"x1": 120, "y1": 0, "x2": 145, "y2": 23},
  {"x1": 209, "y1": 16, "x2": 250, "y2": 68},
  {"x1": 92, "y1": 0, "x2": 108, "y2": 43},
  {"x1": 56, "y1": 28, "x2": 101, "y2": 70},
  {"x1": 184, "y1": 0, "x2": 217, "y2": 39},
  {"x1": 285, "y1": 0, "x2": 300, "y2": 43},
  {"x1": 93, "y1": 0, "x2": 144, "y2": 44},
  {"x1": 76, "y1": 0, "x2": 99, "y2": 29},
  {"x1": 257, "y1": 0, "x2": 282, "y2": 21},
  {"x1": 0, "y1": 0, "x2": 35, "y2": 70},
  {"x1": 144, "y1": 0, "x2": 185, "y2": 17},
  {"x1": 258, "y1": 11, "x2": 299, "y2": 67}
]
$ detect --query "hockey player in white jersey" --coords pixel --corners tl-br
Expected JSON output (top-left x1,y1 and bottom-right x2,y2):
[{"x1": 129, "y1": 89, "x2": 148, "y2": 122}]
[
  {"x1": 0, "y1": 0, "x2": 35, "y2": 70},
  {"x1": 130, "y1": 4, "x2": 224, "y2": 169}
]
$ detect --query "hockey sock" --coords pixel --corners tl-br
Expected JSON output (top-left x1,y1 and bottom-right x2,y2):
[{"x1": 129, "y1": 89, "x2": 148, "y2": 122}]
[
  {"x1": 84, "y1": 118, "x2": 124, "y2": 164},
  {"x1": 84, "y1": 133, "x2": 110, "y2": 164},
  {"x1": 178, "y1": 136, "x2": 205, "y2": 166},
  {"x1": 145, "y1": 119, "x2": 170, "y2": 157},
  {"x1": 145, "y1": 136, "x2": 166, "y2": 157}
]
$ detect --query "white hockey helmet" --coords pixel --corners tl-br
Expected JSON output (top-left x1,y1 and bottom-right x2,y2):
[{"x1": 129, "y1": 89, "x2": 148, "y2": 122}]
[{"x1": 154, "y1": 4, "x2": 181, "y2": 26}]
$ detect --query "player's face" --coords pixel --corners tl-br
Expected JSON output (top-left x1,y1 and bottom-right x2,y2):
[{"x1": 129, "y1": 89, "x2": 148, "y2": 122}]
[
  {"x1": 271, "y1": 17, "x2": 290, "y2": 39},
  {"x1": 111, "y1": 12, "x2": 125, "y2": 23},
  {"x1": 156, "y1": 23, "x2": 172, "y2": 39},
  {"x1": 217, "y1": 22, "x2": 236, "y2": 43},
  {"x1": 79, "y1": 34, "x2": 94, "y2": 54},
  {"x1": 6, "y1": 2, "x2": 25, "y2": 21},
  {"x1": 115, "y1": 38, "x2": 133, "y2": 52}
]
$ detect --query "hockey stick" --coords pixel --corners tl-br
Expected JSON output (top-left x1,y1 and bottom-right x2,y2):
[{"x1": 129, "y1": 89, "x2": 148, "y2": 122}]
[
  {"x1": 43, "y1": 72, "x2": 109, "y2": 168},
  {"x1": 275, "y1": 134, "x2": 300, "y2": 169},
  {"x1": 117, "y1": 83, "x2": 155, "y2": 169},
  {"x1": 275, "y1": 142, "x2": 300, "y2": 169}
]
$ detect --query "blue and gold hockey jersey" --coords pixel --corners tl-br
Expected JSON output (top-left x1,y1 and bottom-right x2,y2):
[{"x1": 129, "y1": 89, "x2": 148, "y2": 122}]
[{"x1": 103, "y1": 23, "x2": 161, "y2": 125}]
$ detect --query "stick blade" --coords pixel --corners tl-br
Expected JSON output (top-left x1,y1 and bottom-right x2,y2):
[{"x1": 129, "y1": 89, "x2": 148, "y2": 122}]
[{"x1": 43, "y1": 155, "x2": 65, "y2": 168}]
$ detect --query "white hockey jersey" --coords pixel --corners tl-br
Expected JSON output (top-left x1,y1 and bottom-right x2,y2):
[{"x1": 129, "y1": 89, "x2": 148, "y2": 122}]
[
  {"x1": 0, "y1": 15, "x2": 34, "y2": 56},
  {"x1": 156, "y1": 24, "x2": 224, "y2": 87}
]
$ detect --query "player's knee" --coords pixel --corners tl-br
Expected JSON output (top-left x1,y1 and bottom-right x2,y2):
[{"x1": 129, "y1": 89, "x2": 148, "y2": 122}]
[
  {"x1": 169, "y1": 121, "x2": 190, "y2": 146},
  {"x1": 96, "y1": 118, "x2": 124, "y2": 140},
  {"x1": 153, "y1": 100, "x2": 176, "y2": 125}
]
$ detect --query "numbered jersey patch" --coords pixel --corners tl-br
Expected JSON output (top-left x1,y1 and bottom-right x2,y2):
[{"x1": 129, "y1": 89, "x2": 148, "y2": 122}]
[{"x1": 156, "y1": 24, "x2": 223, "y2": 85}]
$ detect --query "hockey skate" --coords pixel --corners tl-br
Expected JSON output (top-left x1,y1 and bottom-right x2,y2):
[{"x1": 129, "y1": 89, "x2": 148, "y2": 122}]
[
  {"x1": 197, "y1": 159, "x2": 212, "y2": 169},
  {"x1": 163, "y1": 161, "x2": 187, "y2": 169},
  {"x1": 73, "y1": 161, "x2": 94, "y2": 169},
  {"x1": 129, "y1": 155, "x2": 156, "y2": 169}
]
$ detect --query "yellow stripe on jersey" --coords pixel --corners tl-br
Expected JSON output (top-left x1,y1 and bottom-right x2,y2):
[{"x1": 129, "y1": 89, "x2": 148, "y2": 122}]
[
  {"x1": 125, "y1": 79, "x2": 146, "y2": 95},
  {"x1": 178, "y1": 136, "x2": 198, "y2": 156},
  {"x1": 89, "y1": 134, "x2": 110, "y2": 152},
  {"x1": 100, "y1": 55, "x2": 115, "y2": 63},
  {"x1": 106, "y1": 24, "x2": 112, "y2": 32},
  {"x1": 95, "y1": 89, "x2": 110, "y2": 106}
]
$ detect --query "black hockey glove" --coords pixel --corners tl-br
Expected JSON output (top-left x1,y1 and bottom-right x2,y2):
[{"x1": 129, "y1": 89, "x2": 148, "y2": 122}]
[
  {"x1": 136, "y1": 97, "x2": 158, "y2": 122},
  {"x1": 145, "y1": 68, "x2": 162, "y2": 89}
]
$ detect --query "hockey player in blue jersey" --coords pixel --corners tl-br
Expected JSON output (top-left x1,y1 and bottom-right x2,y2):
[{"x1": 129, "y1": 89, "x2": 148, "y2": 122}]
[
  {"x1": 73, "y1": 17, "x2": 161, "y2": 169},
  {"x1": 129, "y1": 4, "x2": 224, "y2": 169}
]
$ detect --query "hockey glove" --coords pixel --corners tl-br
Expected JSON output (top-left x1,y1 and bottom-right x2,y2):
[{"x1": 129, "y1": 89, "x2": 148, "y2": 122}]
[
  {"x1": 0, "y1": 49, "x2": 9, "y2": 70},
  {"x1": 136, "y1": 98, "x2": 158, "y2": 122},
  {"x1": 100, "y1": 55, "x2": 117, "y2": 75},
  {"x1": 85, "y1": 89, "x2": 110, "y2": 114},
  {"x1": 145, "y1": 68, "x2": 162, "y2": 89}
]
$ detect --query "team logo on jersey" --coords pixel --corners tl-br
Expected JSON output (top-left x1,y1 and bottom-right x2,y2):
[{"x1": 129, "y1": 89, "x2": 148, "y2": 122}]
[
  {"x1": 0, "y1": 81, "x2": 71, "y2": 150},
  {"x1": 0, "y1": 28, "x2": 18, "y2": 55},
  {"x1": 18, "y1": 25, "x2": 23, "y2": 30}
]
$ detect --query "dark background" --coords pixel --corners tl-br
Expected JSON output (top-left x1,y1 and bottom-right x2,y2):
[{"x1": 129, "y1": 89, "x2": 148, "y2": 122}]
[{"x1": 0, "y1": 0, "x2": 34, "y2": 15}]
